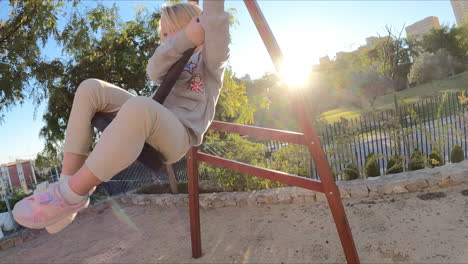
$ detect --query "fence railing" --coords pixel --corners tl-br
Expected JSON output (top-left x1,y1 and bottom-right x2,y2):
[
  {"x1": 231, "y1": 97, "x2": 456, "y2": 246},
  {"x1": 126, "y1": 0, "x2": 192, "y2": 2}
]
[
  {"x1": 312, "y1": 91, "x2": 467, "y2": 179},
  {"x1": 96, "y1": 90, "x2": 468, "y2": 194}
]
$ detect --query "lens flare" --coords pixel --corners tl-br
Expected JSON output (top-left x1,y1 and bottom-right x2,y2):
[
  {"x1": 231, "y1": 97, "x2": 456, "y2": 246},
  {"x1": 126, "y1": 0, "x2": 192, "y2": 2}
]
[{"x1": 279, "y1": 57, "x2": 311, "y2": 89}]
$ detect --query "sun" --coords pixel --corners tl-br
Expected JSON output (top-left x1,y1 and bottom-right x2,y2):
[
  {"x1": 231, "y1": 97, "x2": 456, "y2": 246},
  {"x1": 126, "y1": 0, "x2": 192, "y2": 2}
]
[{"x1": 279, "y1": 55, "x2": 312, "y2": 89}]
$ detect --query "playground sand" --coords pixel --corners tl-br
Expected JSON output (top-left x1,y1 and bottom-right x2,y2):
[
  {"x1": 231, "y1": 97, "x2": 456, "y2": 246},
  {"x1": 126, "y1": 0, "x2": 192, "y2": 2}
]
[{"x1": 1, "y1": 183, "x2": 467, "y2": 263}]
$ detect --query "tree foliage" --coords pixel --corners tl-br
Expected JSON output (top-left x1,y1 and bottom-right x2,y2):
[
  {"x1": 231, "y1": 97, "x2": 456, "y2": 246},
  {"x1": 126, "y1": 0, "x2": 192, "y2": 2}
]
[
  {"x1": 0, "y1": 0, "x2": 77, "y2": 122},
  {"x1": 408, "y1": 49, "x2": 460, "y2": 85}
]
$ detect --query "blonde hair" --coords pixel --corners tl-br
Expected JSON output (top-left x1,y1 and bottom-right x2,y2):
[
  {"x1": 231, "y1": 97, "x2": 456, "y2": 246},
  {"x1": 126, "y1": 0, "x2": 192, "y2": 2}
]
[{"x1": 158, "y1": 3, "x2": 202, "y2": 42}]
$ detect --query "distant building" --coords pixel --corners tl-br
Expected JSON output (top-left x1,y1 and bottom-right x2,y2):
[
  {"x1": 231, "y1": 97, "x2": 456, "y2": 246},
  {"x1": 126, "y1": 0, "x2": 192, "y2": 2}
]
[
  {"x1": 0, "y1": 160, "x2": 37, "y2": 195},
  {"x1": 405, "y1": 16, "x2": 440, "y2": 40},
  {"x1": 319, "y1": 55, "x2": 331, "y2": 65},
  {"x1": 451, "y1": 0, "x2": 468, "y2": 25}
]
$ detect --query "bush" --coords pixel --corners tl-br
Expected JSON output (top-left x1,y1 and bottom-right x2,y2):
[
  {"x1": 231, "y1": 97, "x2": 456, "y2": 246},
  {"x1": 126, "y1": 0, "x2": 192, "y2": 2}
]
[
  {"x1": 408, "y1": 148, "x2": 425, "y2": 171},
  {"x1": 0, "y1": 201, "x2": 6, "y2": 213},
  {"x1": 408, "y1": 49, "x2": 461, "y2": 85},
  {"x1": 270, "y1": 144, "x2": 309, "y2": 177},
  {"x1": 450, "y1": 144, "x2": 464, "y2": 163},
  {"x1": 364, "y1": 153, "x2": 380, "y2": 177},
  {"x1": 0, "y1": 188, "x2": 29, "y2": 213},
  {"x1": 342, "y1": 163, "x2": 360, "y2": 181},
  {"x1": 386, "y1": 155, "x2": 403, "y2": 174},
  {"x1": 200, "y1": 134, "x2": 283, "y2": 191},
  {"x1": 428, "y1": 149, "x2": 444, "y2": 168}
]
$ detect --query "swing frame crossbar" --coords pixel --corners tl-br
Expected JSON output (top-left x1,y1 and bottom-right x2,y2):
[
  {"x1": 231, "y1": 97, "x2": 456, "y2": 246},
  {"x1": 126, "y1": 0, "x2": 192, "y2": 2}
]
[{"x1": 185, "y1": 1, "x2": 360, "y2": 263}]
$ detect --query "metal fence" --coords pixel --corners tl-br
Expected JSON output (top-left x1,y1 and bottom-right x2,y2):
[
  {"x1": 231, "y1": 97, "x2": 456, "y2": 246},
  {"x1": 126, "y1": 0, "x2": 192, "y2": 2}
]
[
  {"x1": 314, "y1": 91, "x2": 467, "y2": 179},
  {"x1": 99, "y1": 91, "x2": 468, "y2": 193}
]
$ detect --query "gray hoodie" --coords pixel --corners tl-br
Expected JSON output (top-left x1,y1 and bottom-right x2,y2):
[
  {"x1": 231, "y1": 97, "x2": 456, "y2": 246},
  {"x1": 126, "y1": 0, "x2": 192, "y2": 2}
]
[{"x1": 146, "y1": 0, "x2": 230, "y2": 146}]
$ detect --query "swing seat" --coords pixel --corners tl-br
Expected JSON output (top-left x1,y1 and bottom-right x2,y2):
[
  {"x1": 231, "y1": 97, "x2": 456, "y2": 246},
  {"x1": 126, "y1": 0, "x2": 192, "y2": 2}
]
[{"x1": 89, "y1": 47, "x2": 196, "y2": 173}]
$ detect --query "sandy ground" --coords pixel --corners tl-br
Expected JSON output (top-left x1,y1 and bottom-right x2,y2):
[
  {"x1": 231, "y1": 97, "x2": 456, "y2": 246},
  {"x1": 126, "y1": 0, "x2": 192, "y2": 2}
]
[{"x1": 1, "y1": 183, "x2": 468, "y2": 263}]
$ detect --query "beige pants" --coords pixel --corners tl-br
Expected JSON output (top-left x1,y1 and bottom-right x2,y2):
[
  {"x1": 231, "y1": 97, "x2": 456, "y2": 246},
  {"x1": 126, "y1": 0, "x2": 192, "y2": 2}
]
[{"x1": 63, "y1": 79, "x2": 190, "y2": 182}]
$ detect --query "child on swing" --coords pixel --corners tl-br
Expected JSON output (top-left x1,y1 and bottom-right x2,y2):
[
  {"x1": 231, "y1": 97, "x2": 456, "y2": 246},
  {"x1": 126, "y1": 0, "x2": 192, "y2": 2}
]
[{"x1": 13, "y1": 0, "x2": 230, "y2": 233}]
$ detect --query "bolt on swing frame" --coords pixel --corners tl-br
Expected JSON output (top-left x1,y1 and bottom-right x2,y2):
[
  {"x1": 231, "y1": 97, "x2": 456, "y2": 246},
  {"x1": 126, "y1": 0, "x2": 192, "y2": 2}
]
[{"x1": 185, "y1": 0, "x2": 360, "y2": 263}]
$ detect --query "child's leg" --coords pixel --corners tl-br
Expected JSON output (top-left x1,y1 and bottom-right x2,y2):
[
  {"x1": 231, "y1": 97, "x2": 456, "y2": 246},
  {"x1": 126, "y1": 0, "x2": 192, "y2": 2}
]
[
  {"x1": 62, "y1": 152, "x2": 87, "y2": 176},
  {"x1": 63, "y1": 78, "x2": 135, "y2": 161},
  {"x1": 13, "y1": 96, "x2": 190, "y2": 229},
  {"x1": 70, "y1": 96, "x2": 190, "y2": 195}
]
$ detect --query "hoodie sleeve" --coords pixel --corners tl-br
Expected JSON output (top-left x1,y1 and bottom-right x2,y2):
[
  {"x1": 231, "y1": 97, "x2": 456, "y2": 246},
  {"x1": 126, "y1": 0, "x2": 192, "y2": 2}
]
[
  {"x1": 199, "y1": 0, "x2": 230, "y2": 85},
  {"x1": 146, "y1": 30, "x2": 196, "y2": 85}
]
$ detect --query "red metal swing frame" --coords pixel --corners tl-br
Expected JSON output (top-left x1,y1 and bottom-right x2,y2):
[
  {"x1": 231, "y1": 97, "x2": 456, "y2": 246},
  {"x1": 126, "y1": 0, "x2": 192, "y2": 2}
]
[{"x1": 186, "y1": 1, "x2": 360, "y2": 263}]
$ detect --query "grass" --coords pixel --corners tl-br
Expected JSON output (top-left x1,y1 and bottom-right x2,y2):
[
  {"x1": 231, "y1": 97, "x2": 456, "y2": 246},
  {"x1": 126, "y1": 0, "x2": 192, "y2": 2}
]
[
  {"x1": 318, "y1": 71, "x2": 468, "y2": 124},
  {"x1": 317, "y1": 109, "x2": 361, "y2": 124}
]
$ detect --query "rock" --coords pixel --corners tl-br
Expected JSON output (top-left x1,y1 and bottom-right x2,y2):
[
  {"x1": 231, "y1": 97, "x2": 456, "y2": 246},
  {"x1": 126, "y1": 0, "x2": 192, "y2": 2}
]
[
  {"x1": 151, "y1": 196, "x2": 165, "y2": 206},
  {"x1": 235, "y1": 193, "x2": 249, "y2": 207},
  {"x1": 304, "y1": 196, "x2": 315, "y2": 203},
  {"x1": 426, "y1": 172, "x2": 446, "y2": 186},
  {"x1": 277, "y1": 193, "x2": 292, "y2": 204},
  {"x1": 174, "y1": 197, "x2": 188, "y2": 207},
  {"x1": 257, "y1": 194, "x2": 276, "y2": 205},
  {"x1": 338, "y1": 188, "x2": 351, "y2": 199},
  {"x1": 212, "y1": 197, "x2": 225, "y2": 208},
  {"x1": 349, "y1": 185, "x2": 369, "y2": 197},
  {"x1": 119, "y1": 196, "x2": 130, "y2": 204},
  {"x1": 224, "y1": 198, "x2": 237, "y2": 207},
  {"x1": 292, "y1": 196, "x2": 305, "y2": 204},
  {"x1": 438, "y1": 178, "x2": 455, "y2": 188},
  {"x1": 0, "y1": 239, "x2": 14, "y2": 250},
  {"x1": 246, "y1": 193, "x2": 258, "y2": 206},
  {"x1": 199, "y1": 198, "x2": 212, "y2": 209},
  {"x1": 424, "y1": 185, "x2": 441, "y2": 192},
  {"x1": 393, "y1": 185, "x2": 408, "y2": 194},
  {"x1": 405, "y1": 179, "x2": 429, "y2": 192},
  {"x1": 162, "y1": 196, "x2": 178, "y2": 207}
]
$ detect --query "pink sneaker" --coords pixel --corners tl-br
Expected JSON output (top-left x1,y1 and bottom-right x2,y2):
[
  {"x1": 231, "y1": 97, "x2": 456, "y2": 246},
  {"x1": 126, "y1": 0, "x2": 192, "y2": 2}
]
[
  {"x1": 13, "y1": 182, "x2": 89, "y2": 229},
  {"x1": 45, "y1": 186, "x2": 96, "y2": 234}
]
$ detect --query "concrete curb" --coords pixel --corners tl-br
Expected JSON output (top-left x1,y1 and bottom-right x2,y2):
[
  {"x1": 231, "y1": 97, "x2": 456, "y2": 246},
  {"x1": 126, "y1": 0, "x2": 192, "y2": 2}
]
[{"x1": 118, "y1": 160, "x2": 468, "y2": 209}]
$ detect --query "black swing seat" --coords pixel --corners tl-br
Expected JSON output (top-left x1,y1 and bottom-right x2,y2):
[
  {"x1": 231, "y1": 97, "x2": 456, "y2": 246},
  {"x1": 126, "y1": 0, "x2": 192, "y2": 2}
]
[{"x1": 89, "y1": 47, "x2": 196, "y2": 173}]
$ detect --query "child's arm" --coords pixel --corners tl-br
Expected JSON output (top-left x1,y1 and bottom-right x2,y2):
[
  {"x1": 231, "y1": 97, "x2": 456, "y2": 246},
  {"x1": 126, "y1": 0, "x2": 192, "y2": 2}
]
[
  {"x1": 146, "y1": 31, "x2": 196, "y2": 85},
  {"x1": 199, "y1": 0, "x2": 230, "y2": 83}
]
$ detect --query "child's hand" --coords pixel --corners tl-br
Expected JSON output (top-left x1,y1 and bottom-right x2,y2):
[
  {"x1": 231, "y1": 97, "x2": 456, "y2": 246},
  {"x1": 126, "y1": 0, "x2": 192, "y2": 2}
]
[{"x1": 185, "y1": 17, "x2": 205, "y2": 46}]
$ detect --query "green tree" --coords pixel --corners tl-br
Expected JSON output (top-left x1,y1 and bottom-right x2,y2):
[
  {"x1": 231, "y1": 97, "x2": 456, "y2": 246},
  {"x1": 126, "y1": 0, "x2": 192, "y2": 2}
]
[
  {"x1": 37, "y1": 3, "x2": 160, "y2": 155},
  {"x1": 0, "y1": 0, "x2": 76, "y2": 122},
  {"x1": 422, "y1": 25, "x2": 467, "y2": 63}
]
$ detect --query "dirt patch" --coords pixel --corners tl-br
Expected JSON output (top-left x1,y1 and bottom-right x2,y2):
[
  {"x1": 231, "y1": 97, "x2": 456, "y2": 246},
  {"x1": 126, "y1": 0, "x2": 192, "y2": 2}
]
[
  {"x1": 1, "y1": 183, "x2": 467, "y2": 263},
  {"x1": 460, "y1": 189, "x2": 468, "y2": 196},
  {"x1": 417, "y1": 192, "x2": 447, "y2": 200}
]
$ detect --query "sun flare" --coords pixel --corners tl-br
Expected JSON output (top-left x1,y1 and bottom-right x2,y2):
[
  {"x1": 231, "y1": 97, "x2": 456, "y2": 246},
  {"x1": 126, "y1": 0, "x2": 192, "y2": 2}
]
[{"x1": 279, "y1": 56, "x2": 312, "y2": 89}]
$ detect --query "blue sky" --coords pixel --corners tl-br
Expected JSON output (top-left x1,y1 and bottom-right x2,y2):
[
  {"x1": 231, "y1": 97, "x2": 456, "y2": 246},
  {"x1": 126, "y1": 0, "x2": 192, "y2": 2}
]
[{"x1": 0, "y1": 0, "x2": 458, "y2": 164}]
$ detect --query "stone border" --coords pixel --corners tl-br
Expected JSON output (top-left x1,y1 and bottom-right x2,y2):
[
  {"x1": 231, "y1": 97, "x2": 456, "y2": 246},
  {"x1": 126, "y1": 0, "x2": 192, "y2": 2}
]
[
  {"x1": 0, "y1": 228, "x2": 43, "y2": 251},
  {"x1": 1, "y1": 160, "x2": 467, "y2": 251},
  {"x1": 118, "y1": 160, "x2": 468, "y2": 209}
]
